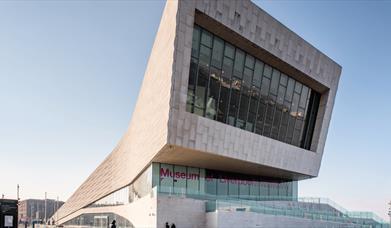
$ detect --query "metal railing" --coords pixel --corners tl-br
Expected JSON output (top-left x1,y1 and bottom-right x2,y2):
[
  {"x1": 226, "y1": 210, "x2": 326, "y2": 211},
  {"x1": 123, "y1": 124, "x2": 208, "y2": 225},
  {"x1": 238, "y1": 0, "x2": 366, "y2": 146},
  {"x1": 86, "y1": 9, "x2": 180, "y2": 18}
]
[
  {"x1": 156, "y1": 187, "x2": 389, "y2": 227},
  {"x1": 205, "y1": 198, "x2": 389, "y2": 227}
]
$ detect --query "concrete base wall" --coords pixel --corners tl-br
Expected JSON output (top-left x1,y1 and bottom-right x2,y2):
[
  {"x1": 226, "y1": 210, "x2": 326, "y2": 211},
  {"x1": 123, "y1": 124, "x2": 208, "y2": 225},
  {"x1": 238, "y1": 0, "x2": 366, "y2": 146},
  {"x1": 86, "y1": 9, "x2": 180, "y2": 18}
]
[
  {"x1": 59, "y1": 195, "x2": 376, "y2": 228},
  {"x1": 156, "y1": 195, "x2": 206, "y2": 228},
  {"x1": 206, "y1": 211, "x2": 362, "y2": 228}
]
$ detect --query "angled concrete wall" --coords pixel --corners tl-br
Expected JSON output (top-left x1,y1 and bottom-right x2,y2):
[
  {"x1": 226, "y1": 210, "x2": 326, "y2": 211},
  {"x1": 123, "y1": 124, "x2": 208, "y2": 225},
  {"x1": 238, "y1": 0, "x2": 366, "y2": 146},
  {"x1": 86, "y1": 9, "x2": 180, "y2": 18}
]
[
  {"x1": 55, "y1": 0, "x2": 179, "y2": 221},
  {"x1": 57, "y1": 192, "x2": 157, "y2": 227}
]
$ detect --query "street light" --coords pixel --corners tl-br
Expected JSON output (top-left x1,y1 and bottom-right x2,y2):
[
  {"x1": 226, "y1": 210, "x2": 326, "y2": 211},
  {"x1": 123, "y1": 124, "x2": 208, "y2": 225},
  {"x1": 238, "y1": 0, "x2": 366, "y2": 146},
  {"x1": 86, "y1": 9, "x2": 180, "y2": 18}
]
[
  {"x1": 388, "y1": 201, "x2": 391, "y2": 226},
  {"x1": 56, "y1": 196, "x2": 59, "y2": 227},
  {"x1": 44, "y1": 192, "x2": 47, "y2": 227}
]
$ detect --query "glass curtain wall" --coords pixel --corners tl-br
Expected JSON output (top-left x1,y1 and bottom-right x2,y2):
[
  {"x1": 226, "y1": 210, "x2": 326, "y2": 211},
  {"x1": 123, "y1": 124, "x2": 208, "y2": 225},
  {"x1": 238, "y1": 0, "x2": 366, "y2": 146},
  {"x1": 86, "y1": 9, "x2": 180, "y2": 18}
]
[
  {"x1": 86, "y1": 162, "x2": 298, "y2": 210},
  {"x1": 154, "y1": 163, "x2": 297, "y2": 201},
  {"x1": 186, "y1": 24, "x2": 320, "y2": 150},
  {"x1": 87, "y1": 166, "x2": 153, "y2": 208},
  {"x1": 88, "y1": 186, "x2": 130, "y2": 208}
]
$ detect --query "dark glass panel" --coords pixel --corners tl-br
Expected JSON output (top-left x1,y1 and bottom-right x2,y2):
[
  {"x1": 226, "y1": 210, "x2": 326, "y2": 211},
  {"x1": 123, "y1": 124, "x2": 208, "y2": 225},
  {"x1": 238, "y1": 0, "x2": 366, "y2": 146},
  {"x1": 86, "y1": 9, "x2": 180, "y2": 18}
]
[
  {"x1": 287, "y1": 91, "x2": 300, "y2": 143},
  {"x1": 233, "y1": 49, "x2": 245, "y2": 78},
  {"x1": 255, "y1": 100, "x2": 266, "y2": 134},
  {"x1": 201, "y1": 30, "x2": 212, "y2": 48},
  {"x1": 263, "y1": 96, "x2": 276, "y2": 137},
  {"x1": 199, "y1": 45, "x2": 211, "y2": 66},
  {"x1": 285, "y1": 115, "x2": 296, "y2": 144},
  {"x1": 271, "y1": 107, "x2": 282, "y2": 139},
  {"x1": 245, "y1": 54, "x2": 255, "y2": 69},
  {"x1": 243, "y1": 67, "x2": 253, "y2": 90},
  {"x1": 224, "y1": 43, "x2": 235, "y2": 59},
  {"x1": 294, "y1": 81, "x2": 303, "y2": 94},
  {"x1": 211, "y1": 37, "x2": 224, "y2": 68},
  {"x1": 253, "y1": 60, "x2": 264, "y2": 88},
  {"x1": 295, "y1": 116, "x2": 304, "y2": 132},
  {"x1": 206, "y1": 67, "x2": 221, "y2": 120},
  {"x1": 278, "y1": 101, "x2": 290, "y2": 142},
  {"x1": 270, "y1": 69, "x2": 280, "y2": 95},
  {"x1": 263, "y1": 64, "x2": 272, "y2": 78},
  {"x1": 301, "y1": 91, "x2": 320, "y2": 149},
  {"x1": 191, "y1": 25, "x2": 201, "y2": 58},
  {"x1": 247, "y1": 97, "x2": 257, "y2": 132},
  {"x1": 237, "y1": 94, "x2": 249, "y2": 129},
  {"x1": 228, "y1": 89, "x2": 240, "y2": 126},
  {"x1": 194, "y1": 64, "x2": 209, "y2": 116},
  {"x1": 291, "y1": 92, "x2": 300, "y2": 113},
  {"x1": 246, "y1": 112, "x2": 255, "y2": 132},
  {"x1": 249, "y1": 96, "x2": 258, "y2": 116},
  {"x1": 285, "y1": 78, "x2": 295, "y2": 102},
  {"x1": 217, "y1": 76, "x2": 231, "y2": 123},
  {"x1": 186, "y1": 58, "x2": 198, "y2": 113},
  {"x1": 292, "y1": 128, "x2": 301, "y2": 146},
  {"x1": 280, "y1": 73, "x2": 288, "y2": 87},
  {"x1": 222, "y1": 57, "x2": 233, "y2": 80},
  {"x1": 277, "y1": 85, "x2": 286, "y2": 105},
  {"x1": 217, "y1": 57, "x2": 233, "y2": 123},
  {"x1": 296, "y1": 107, "x2": 305, "y2": 146},
  {"x1": 261, "y1": 77, "x2": 270, "y2": 96},
  {"x1": 299, "y1": 86, "x2": 309, "y2": 108}
]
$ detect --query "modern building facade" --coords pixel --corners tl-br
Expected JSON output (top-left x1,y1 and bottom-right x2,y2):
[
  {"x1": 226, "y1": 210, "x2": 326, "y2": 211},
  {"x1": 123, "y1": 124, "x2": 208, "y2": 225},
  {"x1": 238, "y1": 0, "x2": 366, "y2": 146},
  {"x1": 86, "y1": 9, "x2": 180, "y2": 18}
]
[
  {"x1": 18, "y1": 199, "x2": 64, "y2": 224},
  {"x1": 52, "y1": 0, "x2": 387, "y2": 227}
]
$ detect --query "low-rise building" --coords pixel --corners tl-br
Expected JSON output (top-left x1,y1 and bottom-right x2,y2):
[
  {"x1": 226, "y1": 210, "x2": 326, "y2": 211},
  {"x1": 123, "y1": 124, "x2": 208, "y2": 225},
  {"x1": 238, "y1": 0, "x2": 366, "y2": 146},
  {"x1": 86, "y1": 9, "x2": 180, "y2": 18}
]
[{"x1": 18, "y1": 199, "x2": 63, "y2": 224}]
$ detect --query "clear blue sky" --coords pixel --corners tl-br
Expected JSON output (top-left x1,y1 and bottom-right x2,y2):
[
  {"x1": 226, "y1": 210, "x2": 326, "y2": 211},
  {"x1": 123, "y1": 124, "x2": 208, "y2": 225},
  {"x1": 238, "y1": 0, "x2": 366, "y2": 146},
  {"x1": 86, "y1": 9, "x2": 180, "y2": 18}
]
[{"x1": 0, "y1": 0, "x2": 390, "y2": 221}]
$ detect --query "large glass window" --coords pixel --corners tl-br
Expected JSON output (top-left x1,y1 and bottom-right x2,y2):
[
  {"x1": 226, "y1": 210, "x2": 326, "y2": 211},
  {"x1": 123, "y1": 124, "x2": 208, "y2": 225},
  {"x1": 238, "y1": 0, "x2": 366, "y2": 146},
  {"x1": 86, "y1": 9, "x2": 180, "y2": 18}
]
[
  {"x1": 187, "y1": 25, "x2": 321, "y2": 150},
  {"x1": 88, "y1": 167, "x2": 153, "y2": 208},
  {"x1": 63, "y1": 213, "x2": 133, "y2": 228},
  {"x1": 88, "y1": 186, "x2": 130, "y2": 208}
]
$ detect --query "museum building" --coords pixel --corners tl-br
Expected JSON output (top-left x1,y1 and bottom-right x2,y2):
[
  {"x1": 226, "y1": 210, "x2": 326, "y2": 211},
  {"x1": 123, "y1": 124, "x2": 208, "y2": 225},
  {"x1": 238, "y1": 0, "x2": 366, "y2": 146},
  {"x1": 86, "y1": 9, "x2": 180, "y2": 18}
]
[{"x1": 53, "y1": 0, "x2": 389, "y2": 227}]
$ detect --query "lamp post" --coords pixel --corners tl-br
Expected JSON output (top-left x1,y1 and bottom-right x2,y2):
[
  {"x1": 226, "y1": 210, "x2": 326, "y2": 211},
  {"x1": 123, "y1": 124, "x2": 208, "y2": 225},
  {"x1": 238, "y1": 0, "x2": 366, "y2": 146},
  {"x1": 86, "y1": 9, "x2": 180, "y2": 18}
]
[
  {"x1": 44, "y1": 192, "x2": 47, "y2": 227},
  {"x1": 56, "y1": 196, "x2": 59, "y2": 227},
  {"x1": 388, "y1": 201, "x2": 391, "y2": 226},
  {"x1": 17, "y1": 185, "x2": 20, "y2": 201}
]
